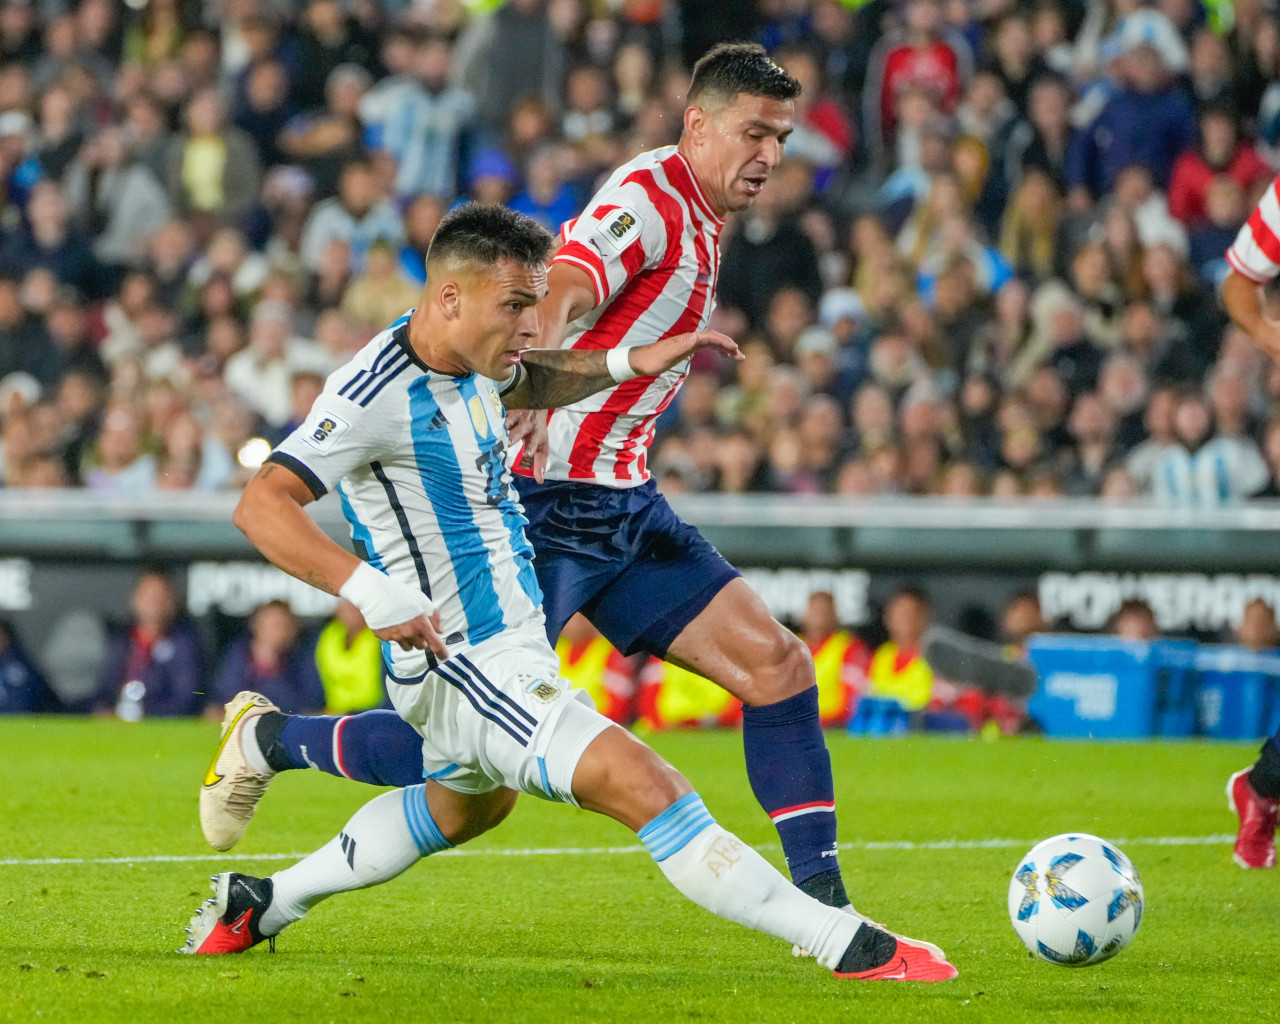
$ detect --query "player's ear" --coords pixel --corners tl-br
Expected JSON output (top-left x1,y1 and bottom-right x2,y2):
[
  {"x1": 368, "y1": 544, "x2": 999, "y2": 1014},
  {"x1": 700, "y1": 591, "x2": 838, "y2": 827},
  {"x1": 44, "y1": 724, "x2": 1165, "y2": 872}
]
[
  {"x1": 437, "y1": 279, "x2": 462, "y2": 320},
  {"x1": 683, "y1": 104, "x2": 705, "y2": 141}
]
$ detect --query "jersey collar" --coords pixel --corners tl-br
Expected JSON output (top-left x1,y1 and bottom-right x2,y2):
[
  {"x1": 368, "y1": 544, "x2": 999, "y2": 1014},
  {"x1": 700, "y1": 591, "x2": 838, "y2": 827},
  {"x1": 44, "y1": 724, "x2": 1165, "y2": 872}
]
[
  {"x1": 394, "y1": 323, "x2": 473, "y2": 380},
  {"x1": 675, "y1": 151, "x2": 725, "y2": 229}
]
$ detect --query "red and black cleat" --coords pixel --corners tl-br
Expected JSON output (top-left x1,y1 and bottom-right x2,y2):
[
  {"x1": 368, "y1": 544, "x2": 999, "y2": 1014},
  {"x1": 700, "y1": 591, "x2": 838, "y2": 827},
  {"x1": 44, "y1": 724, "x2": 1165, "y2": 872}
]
[
  {"x1": 1228, "y1": 768, "x2": 1278, "y2": 869},
  {"x1": 833, "y1": 930, "x2": 958, "y2": 982},
  {"x1": 179, "y1": 872, "x2": 277, "y2": 954}
]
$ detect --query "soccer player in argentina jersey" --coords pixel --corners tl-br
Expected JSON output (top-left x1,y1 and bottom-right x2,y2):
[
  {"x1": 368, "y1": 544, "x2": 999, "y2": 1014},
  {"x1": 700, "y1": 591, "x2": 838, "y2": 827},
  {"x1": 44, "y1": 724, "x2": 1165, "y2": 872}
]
[
  {"x1": 201, "y1": 43, "x2": 898, "y2": 946},
  {"x1": 181, "y1": 203, "x2": 956, "y2": 981},
  {"x1": 1220, "y1": 176, "x2": 1280, "y2": 868}
]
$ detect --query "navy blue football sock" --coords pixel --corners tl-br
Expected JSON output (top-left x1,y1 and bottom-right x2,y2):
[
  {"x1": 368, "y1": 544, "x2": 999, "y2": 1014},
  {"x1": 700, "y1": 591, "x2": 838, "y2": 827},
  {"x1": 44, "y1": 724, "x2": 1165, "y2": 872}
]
[
  {"x1": 267, "y1": 710, "x2": 423, "y2": 788},
  {"x1": 741, "y1": 686, "x2": 846, "y2": 894}
]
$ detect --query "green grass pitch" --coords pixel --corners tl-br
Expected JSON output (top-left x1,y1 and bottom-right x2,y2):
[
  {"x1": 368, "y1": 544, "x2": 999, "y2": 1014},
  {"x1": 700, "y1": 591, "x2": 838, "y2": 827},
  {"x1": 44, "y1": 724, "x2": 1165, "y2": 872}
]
[{"x1": 3, "y1": 719, "x2": 1279, "y2": 1023}]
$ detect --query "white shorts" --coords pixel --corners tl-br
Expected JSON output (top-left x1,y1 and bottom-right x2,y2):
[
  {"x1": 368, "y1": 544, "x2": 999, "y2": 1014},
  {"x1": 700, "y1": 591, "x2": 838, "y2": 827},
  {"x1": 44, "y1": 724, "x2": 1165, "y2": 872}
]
[{"x1": 384, "y1": 626, "x2": 612, "y2": 805}]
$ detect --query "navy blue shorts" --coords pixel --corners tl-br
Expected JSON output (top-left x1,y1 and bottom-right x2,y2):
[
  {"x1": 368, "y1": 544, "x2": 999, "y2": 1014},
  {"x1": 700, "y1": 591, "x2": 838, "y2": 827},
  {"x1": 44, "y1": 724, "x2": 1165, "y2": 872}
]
[{"x1": 519, "y1": 478, "x2": 741, "y2": 657}]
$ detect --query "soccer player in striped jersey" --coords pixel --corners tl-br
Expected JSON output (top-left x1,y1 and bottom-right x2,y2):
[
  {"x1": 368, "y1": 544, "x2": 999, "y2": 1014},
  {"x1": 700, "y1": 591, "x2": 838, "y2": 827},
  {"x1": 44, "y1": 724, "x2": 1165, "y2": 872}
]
[
  {"x1": 205, "y1": 43, "x2": 871, "y2": 941},
  {"x1": 1221, "y1": 178, "x2": 1280, "y2": 867},
  {"x1": 181, "y1": 203, "x2": 956, "y2": 982}
]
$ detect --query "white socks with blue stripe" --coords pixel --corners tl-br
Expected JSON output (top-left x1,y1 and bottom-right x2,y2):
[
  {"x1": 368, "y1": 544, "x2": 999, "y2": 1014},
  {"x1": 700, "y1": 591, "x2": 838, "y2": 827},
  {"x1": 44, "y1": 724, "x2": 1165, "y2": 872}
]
[
  {"x1": 260, "y1": 785, "x2": 448, "y2": 936},
  {"x1": 639, "y1": 793, "x2": 862, "y2": 970}
]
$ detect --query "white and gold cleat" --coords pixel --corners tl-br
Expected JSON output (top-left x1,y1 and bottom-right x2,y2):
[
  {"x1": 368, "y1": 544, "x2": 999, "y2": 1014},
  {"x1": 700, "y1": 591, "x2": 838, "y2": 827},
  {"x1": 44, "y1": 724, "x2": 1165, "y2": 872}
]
[{"x1": 199, "y1": 691, "x2": 279, "y2": 851}]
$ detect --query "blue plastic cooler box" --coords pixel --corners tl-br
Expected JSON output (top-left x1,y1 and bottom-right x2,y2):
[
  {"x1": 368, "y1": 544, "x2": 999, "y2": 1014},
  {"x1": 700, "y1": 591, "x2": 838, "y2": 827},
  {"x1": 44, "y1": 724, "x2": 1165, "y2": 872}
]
[
  {"x1": 1026, "y1": 636, "x2": 1198, "y2": 738},
  {"x1": 1193, "y1": 646, "x2": 1280, "y2": 740}
]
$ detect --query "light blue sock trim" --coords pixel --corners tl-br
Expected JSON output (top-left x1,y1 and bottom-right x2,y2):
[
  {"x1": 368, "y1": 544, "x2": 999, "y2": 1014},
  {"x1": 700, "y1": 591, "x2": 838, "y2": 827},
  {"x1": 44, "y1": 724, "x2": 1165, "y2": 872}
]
[
  {"x1": 402, "y1": 784, "x2": 452, "y2": 857},
  {"x1": 638, "y1": 792, "x2": 716, "y2": 862}
]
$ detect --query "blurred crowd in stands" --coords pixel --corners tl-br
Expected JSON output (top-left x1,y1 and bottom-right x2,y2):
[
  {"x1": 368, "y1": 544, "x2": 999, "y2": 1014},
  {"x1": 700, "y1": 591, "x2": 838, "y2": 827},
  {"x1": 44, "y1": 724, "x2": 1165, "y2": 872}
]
[{"x1": 0, "y1": 0, "x2": 1274, "y2": 504}]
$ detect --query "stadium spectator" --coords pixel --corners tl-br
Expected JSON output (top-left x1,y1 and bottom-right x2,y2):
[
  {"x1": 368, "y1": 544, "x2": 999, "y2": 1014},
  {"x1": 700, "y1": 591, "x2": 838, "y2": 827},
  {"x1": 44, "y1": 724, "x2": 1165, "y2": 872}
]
[
  {"x1": 867, "y1": 587, "x2": 934, "y2": 712},
  {"x1": 64, "y1": 125, "x2": 173, "y2": 271},
  {"x1": 1109, "y1": 598, "x2": 1160, "y2": 642},
  {"x1": 1167, "y1": 106, "x2": 1270, "y2": 226},
  {"x1": 277, "y1": 63, "x2": 370, "y2": 200},
  {"x1": 460, "y1": 0, "x2": 566, "y2": 132},
  {"x1": 224, "y1": 301, "x2": 331, "y2": 429},
  {"x1": 636, "y1": 654, "x2": 742, "y2": 732},
  {"x1": 93, "y1": 570, "x2": 202, "y2": 719},
  {"x1": 209, "y1": 599, "x2": 325, "y2": 717},
  {"x1": 371, "y1": 35, "x2": 474, "y2": 200},
  {"x1": 1234, "y1": 597, "x2": 1280, "y2": 652},
  {"x1": 0, "y1": 0, "x2": 1269, "y2": 524},
  {"x1": 299, "y1": 158, "x2": 403, "y2": 274},
  {"x1": 314, "y1": 598, "x2": 385, "y2": 714},
  {"x1": 0, "y1": 618, "x2": 59, "y2": 714},
  {"x1": 799, "y1": 590, "x2": 868, "y2": 728},
  {"x1": 1066, "y1": 43, "x2": 1196, "y2": 201},
  {"x1": 1151, "y1": 389, "x2": 1268, "y2": 505},
  {"x1": 862, "y1": 0, "x2": 972, "y2": 166},
  {"x1": 163, "y1": 87, "x2": 262, "y2": 229},
  {"x1": 292, "y1": 0, "x2": 379, "y2": 114},
  {"x1": 341, "y1": 240, "x2": 419, "y2": 333}
]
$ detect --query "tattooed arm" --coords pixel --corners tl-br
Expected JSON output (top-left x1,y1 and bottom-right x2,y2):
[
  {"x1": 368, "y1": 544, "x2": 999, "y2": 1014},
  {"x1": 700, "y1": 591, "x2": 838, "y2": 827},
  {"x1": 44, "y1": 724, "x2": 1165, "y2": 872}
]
[{"x1": 502, "y1": 330, "x2": 743, "y2": 410}]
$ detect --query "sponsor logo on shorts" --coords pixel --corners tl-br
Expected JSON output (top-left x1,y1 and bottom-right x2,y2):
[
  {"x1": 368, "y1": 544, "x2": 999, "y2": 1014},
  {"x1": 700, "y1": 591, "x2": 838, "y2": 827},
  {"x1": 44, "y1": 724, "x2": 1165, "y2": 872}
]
[
  {"x1": 301, "y1": 410, "x2": 351, "y2": 453},
  {"x1": 595, "y1": 205, "x2": 643, "y2": 253}
]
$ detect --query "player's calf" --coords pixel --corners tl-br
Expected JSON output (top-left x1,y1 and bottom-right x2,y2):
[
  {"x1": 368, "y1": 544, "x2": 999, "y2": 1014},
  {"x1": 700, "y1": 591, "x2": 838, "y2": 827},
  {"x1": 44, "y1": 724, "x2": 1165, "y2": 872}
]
[
  {"x1": 180, "y1": 782, "x2": 514, "y2": 951},
  {"x1": 570, "y1": 727, "x2": 956, "y2": 981}
]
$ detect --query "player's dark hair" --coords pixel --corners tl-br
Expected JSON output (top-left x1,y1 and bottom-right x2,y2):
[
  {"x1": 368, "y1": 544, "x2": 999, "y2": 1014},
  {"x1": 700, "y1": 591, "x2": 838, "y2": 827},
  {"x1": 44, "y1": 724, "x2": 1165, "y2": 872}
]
[
  {"x1": 687, "y1": 42, "x2": 801, "y2": 108},
  {"x1": 426, "y1": 202, "x2": 554, "y2": 270}
]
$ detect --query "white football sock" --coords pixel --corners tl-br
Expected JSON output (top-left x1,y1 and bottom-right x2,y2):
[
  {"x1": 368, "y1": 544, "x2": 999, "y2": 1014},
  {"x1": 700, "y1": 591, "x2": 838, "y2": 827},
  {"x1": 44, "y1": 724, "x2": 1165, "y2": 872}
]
[
  {"x1": 240, "y1": 716, "x2": 273, "y2": 776},
  {"x1": 640, "y1": 793, "x2": 861, "y2": 970},
  {"x1": 260, "y1": 785, "x2": 448, "y2": 935}
]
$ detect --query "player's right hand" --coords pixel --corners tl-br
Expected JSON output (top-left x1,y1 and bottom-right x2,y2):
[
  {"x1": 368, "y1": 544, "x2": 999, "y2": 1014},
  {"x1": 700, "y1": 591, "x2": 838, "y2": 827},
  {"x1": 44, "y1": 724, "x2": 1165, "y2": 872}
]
[
  {"x1": 339, "y1": 562, "x2": 449, "y2": 657},
  {"x1": 374, "y1": 608, "x2": 449, "y2": 657},
  {"x1": 629, "y1": 330, "x2": 743, "y2": 376}
]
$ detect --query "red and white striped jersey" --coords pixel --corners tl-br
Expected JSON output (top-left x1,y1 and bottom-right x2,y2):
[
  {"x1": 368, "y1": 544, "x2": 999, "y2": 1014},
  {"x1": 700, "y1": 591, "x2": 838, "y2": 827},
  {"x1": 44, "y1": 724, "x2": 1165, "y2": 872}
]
[
  {"x1": 537, "y1": 145, "x2": 723, "y2": 487},
  {"x1": 1227, "y1": 175, "x2": 1280, "y2": 283}
]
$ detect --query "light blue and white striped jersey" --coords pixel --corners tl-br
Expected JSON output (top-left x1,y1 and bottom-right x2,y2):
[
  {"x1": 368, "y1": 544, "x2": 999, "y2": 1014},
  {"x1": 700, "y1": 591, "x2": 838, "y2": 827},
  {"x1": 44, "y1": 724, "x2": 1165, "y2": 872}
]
[{"x1": 269, "y1": 310, "x2": 544, "y2": 681}]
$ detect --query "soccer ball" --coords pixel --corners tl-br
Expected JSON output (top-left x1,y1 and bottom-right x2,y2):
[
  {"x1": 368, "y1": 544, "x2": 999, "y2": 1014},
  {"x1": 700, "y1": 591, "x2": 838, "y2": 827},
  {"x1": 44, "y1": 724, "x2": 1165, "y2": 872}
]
[{"x1": 1007, "y1": 833, "x2": 1144, "y2": 967}]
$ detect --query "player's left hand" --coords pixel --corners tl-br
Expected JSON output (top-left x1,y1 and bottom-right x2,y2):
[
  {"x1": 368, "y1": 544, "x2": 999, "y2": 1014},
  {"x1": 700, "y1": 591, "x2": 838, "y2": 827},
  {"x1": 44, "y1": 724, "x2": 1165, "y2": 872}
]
[
  {"x1": 628, "y1": 330, "x2": 743, "y2": 377},
  {"x1": 505, "y1": 408, "x2": 548, "y2": 483}
]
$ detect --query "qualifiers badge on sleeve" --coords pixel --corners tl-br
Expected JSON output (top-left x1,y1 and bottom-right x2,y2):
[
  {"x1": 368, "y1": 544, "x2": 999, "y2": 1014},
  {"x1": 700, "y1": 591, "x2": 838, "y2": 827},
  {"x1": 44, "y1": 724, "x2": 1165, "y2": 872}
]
[
  {"x1": 595, "y1": 205, "x2": 643, "y2": 254},
  {"x1": 301, "y1": 410, "x2": 351, "y2": 453}
]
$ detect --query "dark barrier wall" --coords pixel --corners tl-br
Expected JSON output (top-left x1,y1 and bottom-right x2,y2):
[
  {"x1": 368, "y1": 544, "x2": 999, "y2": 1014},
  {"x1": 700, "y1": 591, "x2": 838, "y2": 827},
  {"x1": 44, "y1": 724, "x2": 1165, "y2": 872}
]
[{"x1": 5, "y1": 494, "x2": 1280, "y2": 701}]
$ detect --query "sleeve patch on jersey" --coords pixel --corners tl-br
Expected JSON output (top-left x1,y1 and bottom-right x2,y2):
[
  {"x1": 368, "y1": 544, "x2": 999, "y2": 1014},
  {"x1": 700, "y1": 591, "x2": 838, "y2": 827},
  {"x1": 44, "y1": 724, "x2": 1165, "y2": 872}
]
[
  {"x1": 300, "y1": 409, "x2": 352, "y2": 453},
  {"x1": 594, "y1": 205, "x2": 644, "y2": 254}
]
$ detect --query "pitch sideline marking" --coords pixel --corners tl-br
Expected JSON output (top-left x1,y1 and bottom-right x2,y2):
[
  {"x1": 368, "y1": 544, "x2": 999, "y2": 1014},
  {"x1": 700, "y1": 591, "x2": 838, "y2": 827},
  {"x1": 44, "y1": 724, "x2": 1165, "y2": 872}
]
[{"x1": 0, "y1": 834, "x2": 1237, "y2": 868}]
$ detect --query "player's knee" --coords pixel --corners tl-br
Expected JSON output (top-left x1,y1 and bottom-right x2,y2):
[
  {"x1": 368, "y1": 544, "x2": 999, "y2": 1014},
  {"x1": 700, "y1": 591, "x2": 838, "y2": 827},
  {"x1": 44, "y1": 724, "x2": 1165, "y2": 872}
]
[
  {"x1": 573, "y1": 727, "x2": 691, "y2": 830},
  {"x1": 741, "y1": 628, "x2": 813, "y2": 706},
  {"x1": 454, "y1": 788, "x2": 517, "y2": 844}
]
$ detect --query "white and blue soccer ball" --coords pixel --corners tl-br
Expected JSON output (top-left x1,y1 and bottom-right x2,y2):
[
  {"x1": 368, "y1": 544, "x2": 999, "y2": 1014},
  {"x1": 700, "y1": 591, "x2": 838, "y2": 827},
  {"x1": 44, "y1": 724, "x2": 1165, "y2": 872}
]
[{"x1": 1007, "y1": 833, "x2": 1144, "y2": 967}]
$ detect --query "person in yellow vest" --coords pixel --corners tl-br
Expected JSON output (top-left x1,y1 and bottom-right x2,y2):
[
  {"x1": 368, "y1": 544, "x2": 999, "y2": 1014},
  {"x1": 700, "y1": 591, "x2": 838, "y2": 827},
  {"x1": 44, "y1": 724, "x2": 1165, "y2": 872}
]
[
  {"x1": 801, "y1": 591, "x2": 870, "y2": 728},
  {"x1": 554, "y1": 613, "x2": 635, "y2": 723},
  {"x1": 636, "y1": 657, "x2": 742, "y2": 732},
  {"x1": 867, "y1": 588, "x2": 934, "y2": 712},
  {"x1": 314, "y1": 599, "x2": 386, "y2": 714}
]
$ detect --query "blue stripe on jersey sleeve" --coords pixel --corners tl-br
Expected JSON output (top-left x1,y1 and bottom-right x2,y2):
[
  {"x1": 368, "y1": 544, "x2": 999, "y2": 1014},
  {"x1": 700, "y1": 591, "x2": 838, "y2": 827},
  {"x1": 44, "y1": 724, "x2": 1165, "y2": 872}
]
[
  {"x1": 457, "y1": 376, "x2": 543, "y2": 609},
  {"x1": 408, "y1": 377, "x2": 506, "y2": 646},
  {"x1": 337, "y1": 482, "x2": 384, "y2": 571}
]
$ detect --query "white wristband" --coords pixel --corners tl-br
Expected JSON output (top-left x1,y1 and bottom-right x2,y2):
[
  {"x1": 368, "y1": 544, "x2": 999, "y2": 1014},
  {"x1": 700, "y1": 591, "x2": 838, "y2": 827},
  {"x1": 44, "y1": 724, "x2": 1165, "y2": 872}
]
[
  {"x1": 606, "y1": 345, "x2": 639, "y2": 383},
  {"x1": 339, "y1": 561, "x2": 435, "y2": 631}
]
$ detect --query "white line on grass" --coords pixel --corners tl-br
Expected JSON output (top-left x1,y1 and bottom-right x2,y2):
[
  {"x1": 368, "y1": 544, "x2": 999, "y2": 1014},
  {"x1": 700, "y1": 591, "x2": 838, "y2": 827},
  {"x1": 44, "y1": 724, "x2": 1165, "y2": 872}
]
[{"x1": 0, "y1": 834, "x2": 1236, "y2": 868}]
